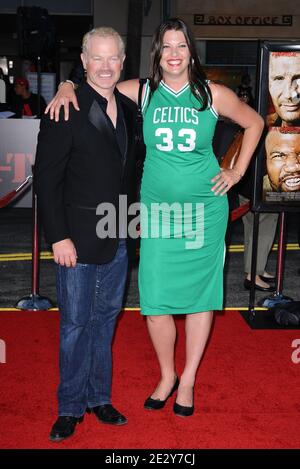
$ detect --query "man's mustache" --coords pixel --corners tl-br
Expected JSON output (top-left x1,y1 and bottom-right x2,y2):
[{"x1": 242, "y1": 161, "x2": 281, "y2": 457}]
[{"x1": 96, "y1": 70, "x2": 113, "y2": 74}]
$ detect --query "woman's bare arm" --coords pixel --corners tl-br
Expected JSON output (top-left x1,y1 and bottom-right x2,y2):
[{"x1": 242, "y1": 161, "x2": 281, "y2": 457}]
[
  {"x1": 116, "y1": 79, "x2": 140, "y2": 104},
  {"x1": 210, "y1": 83, "x2": 264, "y2": 195},
  {"x1": 45, "y1": 78, "x2": 142, "y2": 122}
]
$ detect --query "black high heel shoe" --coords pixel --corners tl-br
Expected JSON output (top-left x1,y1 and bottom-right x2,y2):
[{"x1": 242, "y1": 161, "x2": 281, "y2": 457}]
[
  {"x1": 173, "y1": 401, "x2": 194, "y2": 417},
  {"x1": 244, "y1": 278, "x2": 276, "y2": 292},
  {"x1": 259, "y1": 275, "x2": 276, "y2": 283},
  {"x1": 144, "y1": 376, "x2": 179, "y2": 410},
  {"x1": 173, "y1": 385, "x2": 194, "y2": 417}
]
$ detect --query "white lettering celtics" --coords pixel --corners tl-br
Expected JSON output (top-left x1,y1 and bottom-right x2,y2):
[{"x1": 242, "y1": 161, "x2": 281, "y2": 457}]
[{"x1": 153, "y1": 106, "x2": 199, "y2": 124}]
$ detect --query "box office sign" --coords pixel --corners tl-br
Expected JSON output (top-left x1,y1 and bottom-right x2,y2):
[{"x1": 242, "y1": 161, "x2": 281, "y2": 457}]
[
  {"x1": 194, "y1": 15, "x2": 293, "y2": 27},
  {"x1": 0, "y1": 119, "x2": 40, "y2": 208},
  {"x1": 253, "y1": 42, "x2": 300, "y2": 212}
]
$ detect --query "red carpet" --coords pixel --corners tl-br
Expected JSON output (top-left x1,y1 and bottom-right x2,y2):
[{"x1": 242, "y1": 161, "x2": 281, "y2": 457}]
[{"x1": 0, "y1": 309, "x2": 299, "y2": 449}]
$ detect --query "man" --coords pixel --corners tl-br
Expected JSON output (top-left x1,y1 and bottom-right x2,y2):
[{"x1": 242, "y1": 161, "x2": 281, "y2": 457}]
[
  {"x1": 265, "y1": 127, "x2": 300, "y2": 192},
  {"x1": 34, "y1": 27, "x2": 138, "y2": 442},
  {"x1": 236, "y1": 73, "x2": 255, "y2": 108},
  {"x1": 11, "y1": 77, "x2": 47, "y2": 118},
  {"x1": 0, "y1": 68, "x2": 7, "y2": 103},
  {"x1": 268, "y1": 52, "x2": 300, "y2": 127}
]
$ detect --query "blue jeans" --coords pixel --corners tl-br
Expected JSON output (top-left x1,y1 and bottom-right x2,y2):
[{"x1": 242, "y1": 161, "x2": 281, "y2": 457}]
[{"x1": 56, "y1": 240, "x2": 128, "y2": 417}]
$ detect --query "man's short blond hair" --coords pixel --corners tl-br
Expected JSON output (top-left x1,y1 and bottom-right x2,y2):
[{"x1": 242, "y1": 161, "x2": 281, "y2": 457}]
[{"x1": 82, "y1": 27, "x2": 125, "y2": 57}]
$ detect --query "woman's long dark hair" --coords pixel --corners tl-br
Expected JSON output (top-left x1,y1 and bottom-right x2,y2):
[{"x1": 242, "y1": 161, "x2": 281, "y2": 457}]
[{"x1": 149, "y1": 18, "x2": 212, "y2": 111}]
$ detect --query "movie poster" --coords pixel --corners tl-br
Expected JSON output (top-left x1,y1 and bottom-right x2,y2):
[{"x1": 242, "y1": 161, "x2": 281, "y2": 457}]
[{"x1": 253, "y1": 43, "x2": 300, "y2": 211}]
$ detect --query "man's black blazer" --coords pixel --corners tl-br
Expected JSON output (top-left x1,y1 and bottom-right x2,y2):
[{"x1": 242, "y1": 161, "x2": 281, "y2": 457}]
[{"x1": 34, "y1": 82, "x2": 139, "y2": 264}]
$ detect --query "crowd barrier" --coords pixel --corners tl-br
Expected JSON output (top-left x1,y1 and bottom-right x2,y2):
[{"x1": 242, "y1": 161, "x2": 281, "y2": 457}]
[{"x1": 0, "y1": 172, "x2": 53, "y2": 310}]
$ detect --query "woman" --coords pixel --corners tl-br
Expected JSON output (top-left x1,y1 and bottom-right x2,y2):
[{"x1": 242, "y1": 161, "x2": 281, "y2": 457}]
[
  {"x1": 46, "y1": 18, "x2": 264, "y2": 417},
  {"x1": 234, "y1": 89, "x2": 277, "y2": 291}
]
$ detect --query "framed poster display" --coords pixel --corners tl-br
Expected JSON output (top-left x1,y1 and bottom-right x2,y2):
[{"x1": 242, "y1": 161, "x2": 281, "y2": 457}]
[{"x1": 253, "y1": 41, "x2": 300, "y2": 212}]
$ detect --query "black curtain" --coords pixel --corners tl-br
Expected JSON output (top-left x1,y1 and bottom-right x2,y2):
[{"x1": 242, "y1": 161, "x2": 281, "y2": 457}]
[{"x1": 123, "y1": 0, "x2": 144, "y2": 80}]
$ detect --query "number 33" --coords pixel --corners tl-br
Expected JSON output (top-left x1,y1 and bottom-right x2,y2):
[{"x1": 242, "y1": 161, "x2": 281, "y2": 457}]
[{"x1": 155, "y1": 128, "x2": 196, "y2": 152}]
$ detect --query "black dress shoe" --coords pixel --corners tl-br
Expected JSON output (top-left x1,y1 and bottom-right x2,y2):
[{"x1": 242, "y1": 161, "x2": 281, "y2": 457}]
[
  {"x1": 173, "y1": 402, "x2": 194, "y2": 417},
  {"x1": 144, "y1": 376, "x2": 179, "y2": 410},
  {"x1": 49, "y1": 415, "x2": 84, "y2": 442},
  {"x1": 259, "y1": 275, "x2": 276, "y2": 283},
  {"x1": 244, "y1": 279, "x2": 276, "y2": 292},
  {"x1": 87, "y1": 404, "x2": 127, "y2": 425}
]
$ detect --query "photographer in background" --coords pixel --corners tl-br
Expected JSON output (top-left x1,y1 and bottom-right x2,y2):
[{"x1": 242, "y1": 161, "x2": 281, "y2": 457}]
[{"x1": 11, "y1": 77, "x2": 46, "y2": 118}]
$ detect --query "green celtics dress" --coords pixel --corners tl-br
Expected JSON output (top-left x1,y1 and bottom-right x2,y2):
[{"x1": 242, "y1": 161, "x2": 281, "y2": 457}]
[{"x1": 138, "y1": 80, "x2": 228, "y2": 315}]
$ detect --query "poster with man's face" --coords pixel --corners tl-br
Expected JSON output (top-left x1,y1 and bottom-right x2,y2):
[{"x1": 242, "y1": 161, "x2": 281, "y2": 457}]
[
  {"x1": 267, "y1": 52, "x2": 300, "y2": 127},
  {"x1": 263, "y1": 127, "x2": 300, "y2": 203},
  {"x1": 256, "y1": 44, "x2": 300, "y2": 210}
]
